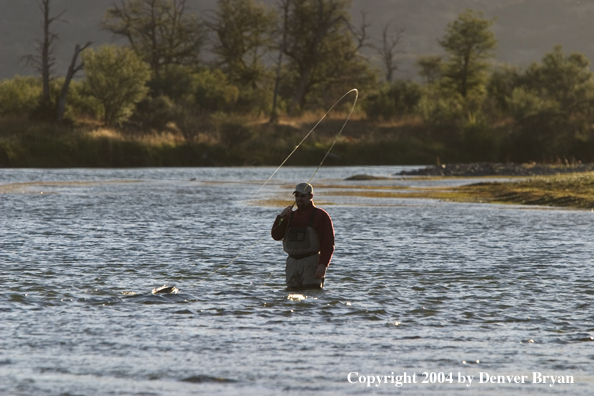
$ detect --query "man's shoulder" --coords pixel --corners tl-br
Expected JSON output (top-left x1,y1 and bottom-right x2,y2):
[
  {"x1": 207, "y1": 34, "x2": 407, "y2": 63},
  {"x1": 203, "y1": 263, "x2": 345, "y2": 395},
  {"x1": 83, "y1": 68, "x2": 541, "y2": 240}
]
[{"x1": 313, "y1": 206, "x2": 332, "y2": 220}]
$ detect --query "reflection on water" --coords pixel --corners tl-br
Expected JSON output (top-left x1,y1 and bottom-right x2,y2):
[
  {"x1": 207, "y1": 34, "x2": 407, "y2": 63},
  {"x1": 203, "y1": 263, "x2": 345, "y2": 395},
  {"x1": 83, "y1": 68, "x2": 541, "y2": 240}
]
[{"x1": 0, "y1": 166, "x2": 592, "y2": 395}]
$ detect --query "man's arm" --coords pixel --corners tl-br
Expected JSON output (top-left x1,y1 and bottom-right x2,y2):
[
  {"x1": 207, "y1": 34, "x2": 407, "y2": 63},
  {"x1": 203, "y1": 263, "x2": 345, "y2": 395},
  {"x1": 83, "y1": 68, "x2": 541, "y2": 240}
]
[
  {"x1": 317, "y1": 210, "x2": 335, "y2": 267},
  {"x1": 315, "y1": 212, "x2": 334, "y2": 278},
  {"x1": 271, "y1": 206, "x2": 292, "y2": 240}
]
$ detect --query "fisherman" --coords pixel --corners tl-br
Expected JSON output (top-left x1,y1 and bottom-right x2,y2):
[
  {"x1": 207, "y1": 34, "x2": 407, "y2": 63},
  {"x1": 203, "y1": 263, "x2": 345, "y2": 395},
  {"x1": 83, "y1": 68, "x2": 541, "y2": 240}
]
[{"x1": 271, "y1": 182, "x2": 335, "y2": 290}]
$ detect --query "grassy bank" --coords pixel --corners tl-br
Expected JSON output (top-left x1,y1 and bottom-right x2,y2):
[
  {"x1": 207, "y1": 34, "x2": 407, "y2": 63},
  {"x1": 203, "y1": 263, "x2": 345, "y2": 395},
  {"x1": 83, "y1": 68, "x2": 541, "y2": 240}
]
[
  {"x1": 454, "y1": 173, "x2": 594, "y2": 209},
  {"x1": 0, "y1": 119, "x2": 220, "y2": 167},
  {"x1": 321, "y1": 172, "x2": 594, "y2": 210},
  {"x1": 0, "y1": 116, "x2": 461, "y2": 167},
  {"x1": 2, "y1": 115, "x2": 594, "y2": 169}
]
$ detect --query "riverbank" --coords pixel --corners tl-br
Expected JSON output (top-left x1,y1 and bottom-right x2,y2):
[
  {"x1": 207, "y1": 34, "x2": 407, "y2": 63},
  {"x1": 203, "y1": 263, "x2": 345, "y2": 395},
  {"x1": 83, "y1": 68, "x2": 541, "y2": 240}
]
[
  {"x1": 0, "y1": 116, "x2": 438, "y2": 167},
  {"x1": 396, "y1": 163, "x2": 594, "y2": 210},
  {"x1": 341, "y1": 169, "x2": 594, "y2": 210},
  {"x1": 2, "y1": 116, "x2": 593, "y2": 210},
  {"x1": 398, "y1": 162, "x2": 594, "y2": 177},
  {"x1": 7, "y1": 115, "x2": 590, "y2": 168},
  {"x1": 3, "y1": 115, "x2": 594, "y2": 168},
  {"x1": 452, "y1": 172, "x2": 594, "y2": 209}
]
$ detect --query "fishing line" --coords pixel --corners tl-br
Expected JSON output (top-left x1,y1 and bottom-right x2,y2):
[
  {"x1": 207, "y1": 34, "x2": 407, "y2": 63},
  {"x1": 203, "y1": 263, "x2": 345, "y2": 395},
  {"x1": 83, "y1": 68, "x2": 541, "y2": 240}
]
[
  {"x1": 232, "y1": 88, "x2": 359, "y2": 220},
  {"x1": 5, "y1": 90, "x2": 359, "y2": 290},
  {"x1": 264, "y1": 270, "x2": 274, "y2": 286},
  {"x1": 187, "y1": 88, "x2": 359, "y2": 287}
]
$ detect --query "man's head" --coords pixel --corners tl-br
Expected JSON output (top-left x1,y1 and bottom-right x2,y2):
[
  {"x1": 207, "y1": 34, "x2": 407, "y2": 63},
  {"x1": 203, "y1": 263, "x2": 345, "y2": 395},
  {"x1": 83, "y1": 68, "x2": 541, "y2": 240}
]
[{"x1": 293, "y1": 182, "x2": 313, "y2": 209}]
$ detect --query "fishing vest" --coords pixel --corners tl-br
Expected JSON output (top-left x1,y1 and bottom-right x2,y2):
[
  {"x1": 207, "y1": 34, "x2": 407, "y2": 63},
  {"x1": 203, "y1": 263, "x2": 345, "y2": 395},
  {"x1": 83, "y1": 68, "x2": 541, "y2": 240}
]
[{"x1": 283, "y1": 208, "x2": 320, "y2": 259}]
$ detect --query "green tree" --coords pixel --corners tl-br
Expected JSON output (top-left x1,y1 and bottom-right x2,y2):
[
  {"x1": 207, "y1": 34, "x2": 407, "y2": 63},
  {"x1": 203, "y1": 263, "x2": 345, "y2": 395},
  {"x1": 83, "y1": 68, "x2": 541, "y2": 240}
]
[
  {"x1": 82, "y1": 45, "x2": 151, "y2": 125},
  {"x1": 438, "y1": 9, "x2": 497, "y2": 101},
  {"x1": 209, "y1": 0, "x2": 277, "y2": 113},
  {"x1": 522, "y1": 45, "x2": 594, "y2": 115},
  {"x1": 507, "y1": 87, "x2": 567, "y2": 160},
  {"x1": 485, "y1": 65, "x2": 521, "y2": 116},
  {"x1": 281, "y1": 0, "x2": 371, "y2": 113},
  {"x1": 507, "y1": 46, "x2": 594, "y2": 160},
  {"x1": 102, "y1": 0, "x2": 207, "y2": 78},
  {"x1": 416, "y1": 55, "x2": 442, "y2": 84},
  {"x1": 210, "y1": 0, "x2": 276, "y2": 87}
]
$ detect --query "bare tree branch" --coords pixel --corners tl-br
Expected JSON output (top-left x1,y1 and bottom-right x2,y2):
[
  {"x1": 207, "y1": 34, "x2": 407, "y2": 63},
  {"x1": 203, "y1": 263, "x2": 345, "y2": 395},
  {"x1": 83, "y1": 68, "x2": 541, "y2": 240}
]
[
  {"x1": 56, "y1": 42, "x2": 92, "y2": 123},
  {"x1": 270, "y1": 0, "x2": 291, "y2": 123},
  {"x1": 348, "y1": 11, "x2": 372, "y2": 51},
  {"x1": 372, "y1": 20, "x2": 405, "y2": 82},
  {"x1": 22, "y1": 0, "x2": 67, "y2": 101},
  {"x1": 102, "y1": 0, "x2": 207, "y2": 77}
]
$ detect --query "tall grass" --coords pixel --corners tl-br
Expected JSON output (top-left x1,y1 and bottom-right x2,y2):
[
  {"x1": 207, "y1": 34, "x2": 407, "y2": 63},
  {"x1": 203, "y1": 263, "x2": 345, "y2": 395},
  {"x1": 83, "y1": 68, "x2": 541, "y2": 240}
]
[{"x1": 2, "y1": 114, "x2": 593, "y2": 168}]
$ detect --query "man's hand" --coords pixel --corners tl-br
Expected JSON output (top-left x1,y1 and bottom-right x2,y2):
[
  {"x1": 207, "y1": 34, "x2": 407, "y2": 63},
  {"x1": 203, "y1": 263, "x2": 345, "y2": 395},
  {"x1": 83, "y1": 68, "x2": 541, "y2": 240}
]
[
  {"x1": 314, "y1": 264, "x2": 326, "y2": 279},
  {"x1": 279, "y1": 205, "x2": 293, "y2": 218}
]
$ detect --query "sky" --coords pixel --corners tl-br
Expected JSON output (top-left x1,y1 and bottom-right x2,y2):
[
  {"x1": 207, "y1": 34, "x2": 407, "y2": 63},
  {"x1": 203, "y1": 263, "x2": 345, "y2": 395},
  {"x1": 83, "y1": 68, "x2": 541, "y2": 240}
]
[{"x1": 1, "y1": 0, "x2": 593, "y2": 80}]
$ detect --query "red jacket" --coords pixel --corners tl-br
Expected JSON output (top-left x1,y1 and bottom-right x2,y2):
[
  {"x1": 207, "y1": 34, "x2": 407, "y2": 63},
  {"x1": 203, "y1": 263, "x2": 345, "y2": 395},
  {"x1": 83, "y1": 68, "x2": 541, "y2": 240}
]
[{"x1": 271, "y1": 203, "x2": 335, "y2": 267}]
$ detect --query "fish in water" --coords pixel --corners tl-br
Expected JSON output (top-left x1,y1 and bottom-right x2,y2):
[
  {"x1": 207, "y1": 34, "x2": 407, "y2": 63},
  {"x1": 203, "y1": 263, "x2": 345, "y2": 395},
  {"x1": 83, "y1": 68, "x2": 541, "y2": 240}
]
[
  {"x1": 152, "y1": 285, "x2": 179, "y2": 294},
  {"x1": 287, "y1": 293, "x2": 306, "y2": 301}
]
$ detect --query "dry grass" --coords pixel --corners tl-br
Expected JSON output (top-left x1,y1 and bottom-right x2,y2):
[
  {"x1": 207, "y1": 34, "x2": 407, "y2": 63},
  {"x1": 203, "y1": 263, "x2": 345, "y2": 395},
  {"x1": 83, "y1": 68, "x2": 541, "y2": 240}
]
[
  {"x1": 459, "y1": 172, "x2": 594, "y2": 209},
  {"x1": 84, "y1": 127, "x2": 186, "y2": 146},
  {"x1": 253, "y1": 173, "x2": 594, "y2": 210}
]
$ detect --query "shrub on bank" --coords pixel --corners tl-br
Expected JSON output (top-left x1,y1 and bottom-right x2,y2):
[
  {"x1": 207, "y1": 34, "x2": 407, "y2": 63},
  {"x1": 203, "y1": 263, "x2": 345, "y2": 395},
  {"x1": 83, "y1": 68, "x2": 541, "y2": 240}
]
[
  {"x1": 0, "y1": 76, "x2": 42, "y2": 117},
  {"x1": 3, "y1": 114, "x2": 594, "y2": 167}
]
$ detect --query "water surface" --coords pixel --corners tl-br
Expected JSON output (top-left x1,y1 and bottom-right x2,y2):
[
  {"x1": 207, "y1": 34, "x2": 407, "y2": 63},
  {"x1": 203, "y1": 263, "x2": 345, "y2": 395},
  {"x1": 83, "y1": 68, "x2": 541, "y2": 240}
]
[{"x1": 1, "y1": 166, "x2": 592, "y2": 395}]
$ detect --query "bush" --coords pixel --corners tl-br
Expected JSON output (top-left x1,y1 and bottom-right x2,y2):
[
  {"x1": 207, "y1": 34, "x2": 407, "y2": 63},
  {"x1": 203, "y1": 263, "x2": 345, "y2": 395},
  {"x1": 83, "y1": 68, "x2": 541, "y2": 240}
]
[
  {"x1": 506, "y1": 87, "x2": 576, "y2": 160},
  {"x1": 82, "y1": 45, "x2": 151, "y2": 125},
  {"x1": 147, "y1": 65, "x2": 196, "y2": 103},
  {"x1": 131, "y1": 95, "x2": 177, "y2": 132},
  {"x1": 65, "y1": 80, "x2": 103, "y2": 120},
  {"x1": 418, "y1": 86, "x2": 464, "y2": 126},
  {"x1": 0, "y1": 76, "x2": 42, "y2": 117},
  {"x1": 194, "y1": 69, "x2": 239, "y2": 112},
  {"x1": 363, "y1": 80, "x2": 422, "y2": 120},
  {"x1": 211, "y1": 113, "x2": 252, "y2": 149},
  {"x1": 172, "y1": 103, "x2": 213, "y2": 144}
]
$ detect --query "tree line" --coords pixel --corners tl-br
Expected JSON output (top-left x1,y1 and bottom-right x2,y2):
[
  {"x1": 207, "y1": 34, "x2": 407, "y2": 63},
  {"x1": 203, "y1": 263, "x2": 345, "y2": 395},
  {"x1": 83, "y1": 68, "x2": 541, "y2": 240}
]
[
  {"x1": 3, "y1": 1, "x2": 594, "y2": 163},
  {"x1": 365, "y1": 9, "x2": 594, "y2": 162},
  {"x1": 2, "y1": 0, "x2": 375, "y2": 125}
]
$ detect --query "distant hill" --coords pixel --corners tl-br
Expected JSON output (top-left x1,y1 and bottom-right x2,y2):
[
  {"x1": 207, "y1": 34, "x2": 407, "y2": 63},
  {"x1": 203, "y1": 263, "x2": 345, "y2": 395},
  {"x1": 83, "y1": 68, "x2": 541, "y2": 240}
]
[{"x1": 2, "y1": 0, "x2": 594, "y2": 81}]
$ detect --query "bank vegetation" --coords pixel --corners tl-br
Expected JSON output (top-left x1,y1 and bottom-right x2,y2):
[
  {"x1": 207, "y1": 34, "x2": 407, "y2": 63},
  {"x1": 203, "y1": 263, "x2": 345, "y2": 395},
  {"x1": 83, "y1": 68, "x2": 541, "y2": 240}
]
[{"x1": 3, "y1": 1, "x2": 594, "y2": 167}]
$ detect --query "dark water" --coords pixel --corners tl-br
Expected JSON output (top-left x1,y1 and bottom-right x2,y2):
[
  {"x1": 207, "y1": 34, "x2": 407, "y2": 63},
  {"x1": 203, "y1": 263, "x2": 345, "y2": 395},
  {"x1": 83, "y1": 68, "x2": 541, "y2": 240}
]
[{"x1": 1, "y1": 167, "x2": 592, "y2": 395}]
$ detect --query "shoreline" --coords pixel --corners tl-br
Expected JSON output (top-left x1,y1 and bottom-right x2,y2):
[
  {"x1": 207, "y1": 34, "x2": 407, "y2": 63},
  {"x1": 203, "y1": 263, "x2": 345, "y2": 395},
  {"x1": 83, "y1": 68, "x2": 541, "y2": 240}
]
[
  {"x1": 403, "y1": 163, "x2": 594, "y2": 210},
  {"x1": 344, "y1": 164, "x2": 594, "y2": 210},
  {"x1": 397, "y1": 162, "x2": 594, "y2": 177}
]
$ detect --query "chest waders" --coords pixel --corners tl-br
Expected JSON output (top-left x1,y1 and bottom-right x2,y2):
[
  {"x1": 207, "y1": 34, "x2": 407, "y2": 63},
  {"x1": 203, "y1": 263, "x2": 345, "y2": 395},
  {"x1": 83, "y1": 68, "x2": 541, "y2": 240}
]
[{"x1": 283, "y1": 208, "x2": 320, "y2": 260}]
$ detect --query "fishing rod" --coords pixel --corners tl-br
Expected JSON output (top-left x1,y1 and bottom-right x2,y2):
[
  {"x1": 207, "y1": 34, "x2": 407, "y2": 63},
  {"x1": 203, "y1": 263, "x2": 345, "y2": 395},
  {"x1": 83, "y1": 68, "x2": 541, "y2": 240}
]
[
  {"x1": 231, "y1": 88, "x2": 359, "y2": 221},
  {"x1": 185, "y1": 89, "x2": 359, "y2": 288}
]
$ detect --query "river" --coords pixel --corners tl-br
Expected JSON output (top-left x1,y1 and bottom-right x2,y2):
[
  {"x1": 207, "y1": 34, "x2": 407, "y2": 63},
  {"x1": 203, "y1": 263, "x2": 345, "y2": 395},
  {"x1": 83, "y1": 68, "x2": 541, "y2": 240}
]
[{"x1": 1, "y1": 166, "x2": 592, "y2": 395}]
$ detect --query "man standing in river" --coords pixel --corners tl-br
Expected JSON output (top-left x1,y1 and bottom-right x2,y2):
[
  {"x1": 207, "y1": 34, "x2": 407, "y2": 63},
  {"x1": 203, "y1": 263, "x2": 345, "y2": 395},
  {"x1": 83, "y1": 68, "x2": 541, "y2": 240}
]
[{"x1": 271, "y1": 182, "x2": 335, "y2": 290}]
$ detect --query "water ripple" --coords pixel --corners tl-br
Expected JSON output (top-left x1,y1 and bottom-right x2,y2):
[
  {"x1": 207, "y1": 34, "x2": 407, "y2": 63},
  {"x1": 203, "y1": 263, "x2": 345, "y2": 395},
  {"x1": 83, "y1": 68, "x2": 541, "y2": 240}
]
[{"x1": 1, "y1": 167, "x2": 592, "y2": 395}]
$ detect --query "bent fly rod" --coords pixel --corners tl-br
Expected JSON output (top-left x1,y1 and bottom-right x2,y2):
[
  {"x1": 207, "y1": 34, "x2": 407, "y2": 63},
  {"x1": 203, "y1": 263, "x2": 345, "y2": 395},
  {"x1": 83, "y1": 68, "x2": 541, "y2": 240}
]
[{"x1": 185, "y1": 88, "x2": 359, "y2": 288}]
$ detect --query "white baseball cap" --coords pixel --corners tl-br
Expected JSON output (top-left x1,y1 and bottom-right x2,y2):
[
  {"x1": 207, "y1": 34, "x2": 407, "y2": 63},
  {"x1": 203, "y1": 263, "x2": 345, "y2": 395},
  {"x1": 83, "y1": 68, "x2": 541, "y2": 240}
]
[{"x1": 293, "y1": 182, "x2": 313, "y2": 195}]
